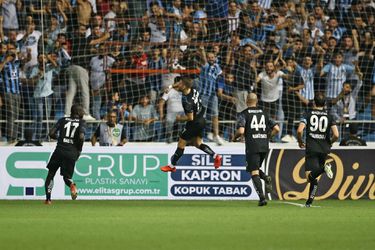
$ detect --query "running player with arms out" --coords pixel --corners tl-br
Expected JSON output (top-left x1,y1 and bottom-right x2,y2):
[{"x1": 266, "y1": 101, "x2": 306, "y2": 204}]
[
  {"x1": 233, "y1": 93, "x2": 280, "y2": 206},
  {"x1": 44, "y1": 104, "x2": 86, "y2": 204},
  {"x1": 161, "y1": 76, "x2": 222, "y2": 172},
  {"x1": 297, "y1": 92, "x2": 339, "y2": 207}
]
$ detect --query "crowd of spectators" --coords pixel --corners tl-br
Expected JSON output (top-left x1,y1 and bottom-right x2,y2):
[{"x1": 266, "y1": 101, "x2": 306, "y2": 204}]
[{"x1": 0, "y1": 0, "x2": 375, "y2": 144}]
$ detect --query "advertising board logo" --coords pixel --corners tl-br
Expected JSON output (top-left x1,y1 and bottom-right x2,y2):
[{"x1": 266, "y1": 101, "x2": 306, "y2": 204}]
[
  {"x1": 4, "y1": 152, "x2": 169, "y2": 197},
  {"x1": 72, "y1": 153, "x2": 168, "y2": 196},
  {"x1": 170, "y1": 154, "x2": 253, "y2": 197},
  {"x1": 272, "y1": 149, "x2": 375, "y2": 200},
  {"x1": 5, "y1": 152, "x2": 51, "y2": 196}
]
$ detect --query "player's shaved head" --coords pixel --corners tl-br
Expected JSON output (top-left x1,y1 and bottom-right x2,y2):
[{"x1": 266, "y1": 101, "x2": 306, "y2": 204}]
[
  {"x1": 71, "y1": 104, "x2": 84, "y2": 119},
  {"x1": 247, "y1": 92, "x2": 258, "y2": 106}
]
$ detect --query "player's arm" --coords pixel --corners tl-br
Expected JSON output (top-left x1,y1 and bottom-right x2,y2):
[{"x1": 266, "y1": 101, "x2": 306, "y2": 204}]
[
  {"x1": 270, "y1": 124, "x2": 280, "y2": 138},
  {"x1": 330, "y1": 124, "x2": 339, "y2": 146},
  {"x1": 77, "y1": 122, "x2": 86, "y2": 157},
  {"x1": 233, "y1": 127, "x2": 245, "y2": 141},
  {"x1": 48, "y1": 119, "x2": 62, "y2": 139},
  {"x1": 297, "y1": 122, "x2": 306, "y2": 148},
  {"x1": 233, "y1": 112, "x2": 246, "y2": 141},
  {"x1": 176, "y1": 112, "x2": 193, "y2": 122}
]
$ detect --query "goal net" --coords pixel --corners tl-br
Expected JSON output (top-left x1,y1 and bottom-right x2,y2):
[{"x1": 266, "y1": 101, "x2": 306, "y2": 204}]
[{"x1": 0, "y1": 0, "x2": 374, "y2": 144}]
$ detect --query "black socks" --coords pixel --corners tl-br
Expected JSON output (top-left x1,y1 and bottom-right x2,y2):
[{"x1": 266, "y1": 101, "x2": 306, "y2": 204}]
[
  {"x1": 198, "y1": 144, "x2": 215, "y2": 156},
  {"x1": 252, "y1": 175, "x2": 266, "y2": 201},
  {"x1": 171, "y1": 147, "x2": 185, "y2": 166}
]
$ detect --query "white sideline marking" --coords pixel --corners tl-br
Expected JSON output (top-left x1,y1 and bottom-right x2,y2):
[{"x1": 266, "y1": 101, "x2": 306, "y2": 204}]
[{"x1": 279, "y1": 201, "x2": 321, "y2": 208}]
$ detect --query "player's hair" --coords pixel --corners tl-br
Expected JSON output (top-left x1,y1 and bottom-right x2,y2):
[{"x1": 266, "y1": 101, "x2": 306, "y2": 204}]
[
  {"x1": 181, "y1": 76, "x2": 194, "y2": 88},
  {"x1": 314, "y1": 92, "x2": 326, "y2": 107},
  {"x1": 71, "y1": 104, "x2": 84, "y2": 119}
]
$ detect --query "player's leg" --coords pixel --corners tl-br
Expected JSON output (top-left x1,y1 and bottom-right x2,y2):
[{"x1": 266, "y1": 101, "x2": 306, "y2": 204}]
[
  {"x1": 61, "y1": 155, "x2": 78, "y2": 200},
  {"x1": 258, "y1": 152, "x2": 272, "y2": 193},
  {"x1": 44, "y1": 152, "x2": 61, "y2": 204},
  {"x1": 322, "y1": 155, "x2": 334, "y2": 179},
  {"x1": 193, "y1": 116, "x2": 222, "y2": 168},
  {"x1": 247, "y1": 154, "x2": 267, "y2": 206},
  {"x1": 305, "y1": 154, "x2": 325, "y2": 206},
  {"x1": 191, "y1": 136, "x2": 222, "y2": 169},
  {"x1": 161, "y1": 136, "x2": 187, "y2": 172}
]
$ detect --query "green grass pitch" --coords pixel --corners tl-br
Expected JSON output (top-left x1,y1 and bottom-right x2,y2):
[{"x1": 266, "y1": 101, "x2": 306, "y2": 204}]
[{"x1": 0, "y1": 200, "x2": 374, "y2": 250}]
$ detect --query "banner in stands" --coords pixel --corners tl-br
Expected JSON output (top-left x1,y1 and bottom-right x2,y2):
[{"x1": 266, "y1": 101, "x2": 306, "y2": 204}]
[{"x1": 0, "y1": 146, "x2": 373, "y2": 200}]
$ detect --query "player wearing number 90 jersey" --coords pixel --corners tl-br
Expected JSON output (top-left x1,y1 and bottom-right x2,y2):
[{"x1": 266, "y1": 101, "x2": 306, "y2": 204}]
[
  {"x1": 44, "y1": 104, "x2": 86, "y2": 205},
  {"x1": 234, "y1": 93, "x2": 280, "y2": 206},
  {"x1": 297, "y1": 92, "x2": 339, "y2": 207}
]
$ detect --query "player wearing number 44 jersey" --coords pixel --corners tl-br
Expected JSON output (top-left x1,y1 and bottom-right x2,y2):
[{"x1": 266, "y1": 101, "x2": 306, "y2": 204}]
[
  {"x1": 44, "y1": 104, "x2": 86, "y2": 205},
  {"x1": 233, "y1": 93, "x2": 280, "y2": 206},
  {"x1": 297, "y1": 92, "x2": 339, "y2": 207},
  {"x1": 161, "y1": 77, "x2": 222, "y2": 172}
]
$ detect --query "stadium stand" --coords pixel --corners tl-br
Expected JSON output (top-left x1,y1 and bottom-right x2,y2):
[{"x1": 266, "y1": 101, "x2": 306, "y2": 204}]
[{"x1": 0, "y1": 0, "x2": 374, "y2": 144}]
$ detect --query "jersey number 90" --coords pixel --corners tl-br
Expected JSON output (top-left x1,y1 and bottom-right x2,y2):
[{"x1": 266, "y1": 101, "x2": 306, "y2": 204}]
[{"x1": 309, "y1": 115, "x2": 328, "y2": 133}]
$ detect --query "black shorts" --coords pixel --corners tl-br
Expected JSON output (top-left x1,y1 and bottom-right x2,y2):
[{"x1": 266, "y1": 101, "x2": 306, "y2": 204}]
[
  {"x1": 46, "y1": 150, "x2": 78, "y2": 179},
  {"x1": 180, "y1": 117, "x2": 205, "y2": 141},
  {"x1": 246, "y1": 152, "x2": 267, "y2": 172},
  {"x1": 305, "y1": 152, "x2": 327, "y2": 172}
]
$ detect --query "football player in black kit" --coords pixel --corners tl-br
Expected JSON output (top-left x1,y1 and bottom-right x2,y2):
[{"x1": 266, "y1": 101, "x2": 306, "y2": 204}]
[
  {"x1": 161, "y1": 76, "x2": 222, "y2": 172},
  {"x1": 233, "y1": 93, "x2": 280, "y2": 206},
  {"x1": 44, "y1": 104, "x2": 86, "y2": 205},
  {"x1": 297, "y1": 92, "x2": 339, "y2": 207}
]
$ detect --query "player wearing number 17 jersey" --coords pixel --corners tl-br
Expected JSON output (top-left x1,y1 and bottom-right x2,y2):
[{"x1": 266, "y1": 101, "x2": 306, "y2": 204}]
[
  {"x1": 161, "y1": 77, "x2": 222, "y2": 172},
  {"x1": 233, "y1": 93, "x2": 280, "y2": 206},
  {"x1": 297, "y1": 92, "x2": 339, "y2": 207},
  {"x1": 44, "y1": 104, "x2": 86, "y2": 204}
]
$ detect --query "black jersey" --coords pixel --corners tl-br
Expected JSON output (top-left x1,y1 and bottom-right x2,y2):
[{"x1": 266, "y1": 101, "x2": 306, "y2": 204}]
[
  {"x1": 181, "y1": 88, "x2": 206, "y2": 121},
  {"x1": 237, "y1": 107, "x2": 277, "y2": 154},
  {"x1": 52, "y1": 117, "x2": 86, "y2": 153},
  {"x1": 301, "y1": 109, "x2": 336, "y2": 154}
]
